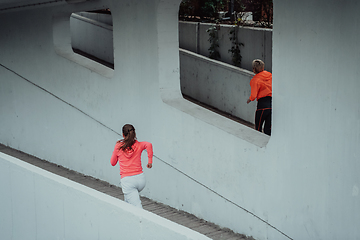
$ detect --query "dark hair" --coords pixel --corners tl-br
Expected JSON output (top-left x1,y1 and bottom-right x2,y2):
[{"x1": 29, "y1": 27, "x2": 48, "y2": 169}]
[{"x1": 119, "y1": 124, "x2": 137, "y2": 151}]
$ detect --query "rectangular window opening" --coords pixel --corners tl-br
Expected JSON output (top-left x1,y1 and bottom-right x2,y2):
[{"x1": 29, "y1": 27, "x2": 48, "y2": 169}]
[
  {"x1": 178, "y1": 0, "x2": 273, "y2": 138},
  {"x1": 70, "y1": 9, "x2": 114, "y2": 70}
]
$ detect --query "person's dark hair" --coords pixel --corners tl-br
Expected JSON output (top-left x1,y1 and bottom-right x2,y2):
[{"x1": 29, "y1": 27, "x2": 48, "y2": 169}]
[{"x1": 119, "y1": 124, "x2": 137, "y2": 151}]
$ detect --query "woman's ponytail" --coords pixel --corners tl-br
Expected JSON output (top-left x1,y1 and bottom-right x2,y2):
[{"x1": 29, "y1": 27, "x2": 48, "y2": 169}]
[{"x1": 120, "y1": 124, "x2": 137, "y2": 151}]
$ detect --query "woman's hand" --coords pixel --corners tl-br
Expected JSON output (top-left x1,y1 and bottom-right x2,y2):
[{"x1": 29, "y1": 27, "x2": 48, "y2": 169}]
[
  {"x1": 147, "y1": 163, "x2": 152, "y2": 169},
  {"x1": 247, "y1": 98, "x2": 251, "y2": 104}
]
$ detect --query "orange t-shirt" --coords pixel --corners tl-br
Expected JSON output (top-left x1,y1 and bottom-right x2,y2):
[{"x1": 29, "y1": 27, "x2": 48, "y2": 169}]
[
  {"x1": 249, "y1": 70, "x2": 272, "y2": 101},
  {"x1": 110, "y1": 140, "x2": 153, "y2": 178}
]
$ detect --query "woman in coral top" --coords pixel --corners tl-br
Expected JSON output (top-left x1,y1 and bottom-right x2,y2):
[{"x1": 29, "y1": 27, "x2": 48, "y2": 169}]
[
  {"x1": 110, "y1": 124, "x2": 153, "y2": 208},
  {"x1": 247, "y1": 59, "x2": 272, "y2": 135}
]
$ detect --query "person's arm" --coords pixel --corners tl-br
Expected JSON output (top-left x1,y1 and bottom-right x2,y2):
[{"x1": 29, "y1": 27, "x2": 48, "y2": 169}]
[
  {"x1": 247, "y1": 77, "x2": 259, "y2": 103},
  {"x1": 142, "y1": 141, "x2": 153, "y2": 168},
  {"x1": 110, "y1": 143, "x2": 119, "y2": 166}
]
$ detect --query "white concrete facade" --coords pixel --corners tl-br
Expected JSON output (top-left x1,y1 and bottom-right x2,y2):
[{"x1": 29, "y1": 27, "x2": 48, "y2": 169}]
[{"x1": 0, "y1": 1, "x2": 360, "y2": 240}]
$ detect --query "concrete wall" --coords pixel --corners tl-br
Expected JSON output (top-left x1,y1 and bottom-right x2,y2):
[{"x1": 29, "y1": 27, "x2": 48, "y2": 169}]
[
  {"x1": 179, "y1": 21, "x2": 273, "y2": 72},
  {"x1": 1, "y1": 1, "x2": 360, "y2": 240},
  {"x1": 0, "y1": 152, "x2": 210, "y2": 240},
  {"x1": 180, "y1": 49, "x2": 256, "y2": 123},
  {"x1": 271, "y1": 1, "x2": 360, "y2": 238}
]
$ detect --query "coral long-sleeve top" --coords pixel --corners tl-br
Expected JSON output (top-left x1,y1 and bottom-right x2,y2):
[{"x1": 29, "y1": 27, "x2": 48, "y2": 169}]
[
  {"x1": 249, "y1": 70, "x2": 272, "y2": 101},
  {"x1": 110, "y1": 140, "x2": 153, "y2": 178}
]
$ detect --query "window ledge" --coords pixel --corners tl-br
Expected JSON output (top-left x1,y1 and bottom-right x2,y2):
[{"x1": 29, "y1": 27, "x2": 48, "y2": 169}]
[
  {"x1": 55, "y1": 48, "x2": 114, "y2": 78},
  {"x1": 161, "y1": 89, "x2": 270, "y2": 148}
]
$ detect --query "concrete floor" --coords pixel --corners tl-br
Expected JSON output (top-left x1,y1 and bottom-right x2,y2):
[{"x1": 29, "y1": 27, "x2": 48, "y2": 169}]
[{"x1": 0, "y1": 143, "x2": 253, "y2": 240}]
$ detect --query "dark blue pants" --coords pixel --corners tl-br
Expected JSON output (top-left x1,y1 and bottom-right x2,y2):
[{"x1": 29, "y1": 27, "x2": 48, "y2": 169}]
[{"x1": 255, "y1": 96, "x2": 272, "y2": 136}]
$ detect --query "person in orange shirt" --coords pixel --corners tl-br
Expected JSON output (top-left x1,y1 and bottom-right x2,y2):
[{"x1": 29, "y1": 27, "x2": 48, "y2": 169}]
[
  {"x1": 247, "y1": 59, "x2": 272, "y2": 135},
  {"x1": 111, "y1": 124, "x2": 153, "y2": 208}
]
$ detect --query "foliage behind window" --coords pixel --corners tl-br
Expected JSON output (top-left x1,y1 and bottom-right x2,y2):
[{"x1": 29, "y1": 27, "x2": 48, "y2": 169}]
[{"x1": 179, "y1": 0, "x2": 273, "y2": 27}]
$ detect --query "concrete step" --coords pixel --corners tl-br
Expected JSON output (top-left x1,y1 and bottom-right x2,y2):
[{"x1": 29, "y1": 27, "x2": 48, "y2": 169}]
[{"x1": 0, "y1": 144, "x2": 253, "y2": 240}]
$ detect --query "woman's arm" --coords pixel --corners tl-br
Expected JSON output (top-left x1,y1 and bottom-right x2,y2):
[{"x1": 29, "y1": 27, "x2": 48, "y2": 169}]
[
  {"x1": 141, "y1": 141, "x2": 153, "y2": 166},
  {"x1": 110, "y1": 143, "x2": 119, "y2": 166}
]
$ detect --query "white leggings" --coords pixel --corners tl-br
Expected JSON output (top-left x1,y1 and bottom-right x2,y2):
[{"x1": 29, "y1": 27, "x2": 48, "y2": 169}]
[{"x1": 121, "y1": 173, "x2": 146, "y2": 208}]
